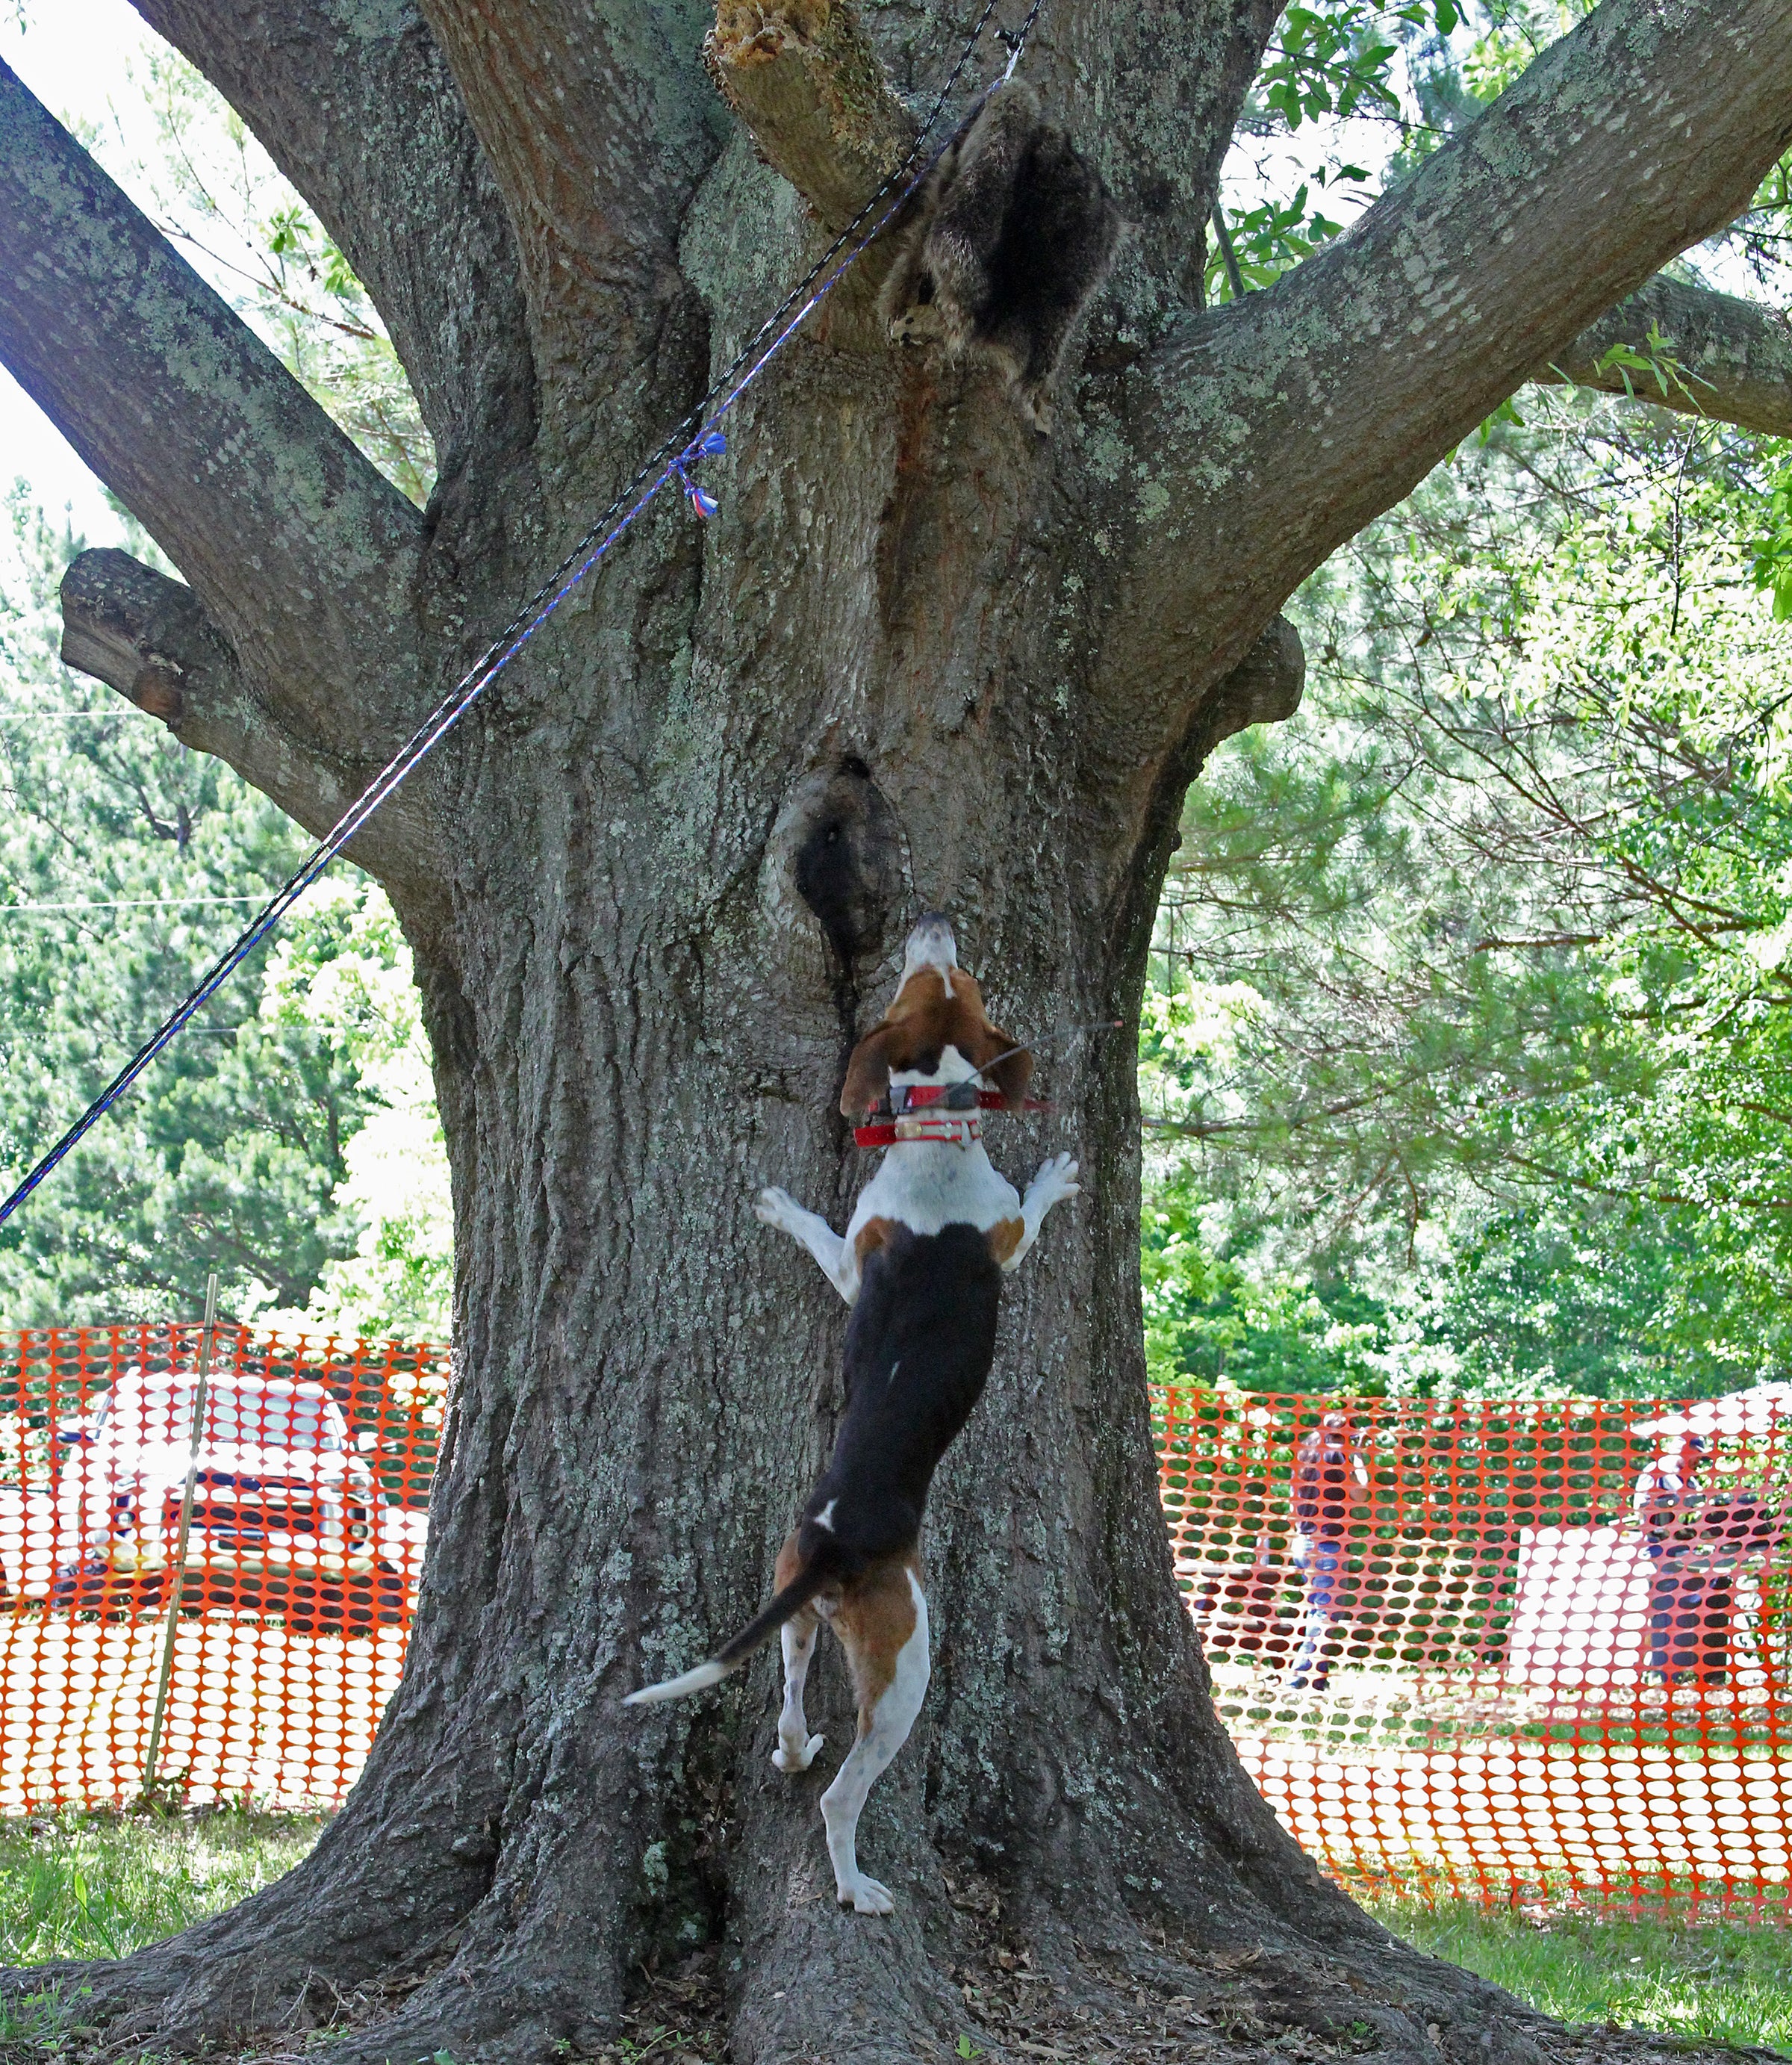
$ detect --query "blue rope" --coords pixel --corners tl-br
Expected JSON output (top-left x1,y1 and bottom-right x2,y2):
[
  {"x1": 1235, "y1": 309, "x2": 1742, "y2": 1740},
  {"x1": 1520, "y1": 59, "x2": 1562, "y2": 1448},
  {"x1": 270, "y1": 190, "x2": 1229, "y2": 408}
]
[{"x1": 0, "y1": 0, "x2": 1047, "y2": 1232}]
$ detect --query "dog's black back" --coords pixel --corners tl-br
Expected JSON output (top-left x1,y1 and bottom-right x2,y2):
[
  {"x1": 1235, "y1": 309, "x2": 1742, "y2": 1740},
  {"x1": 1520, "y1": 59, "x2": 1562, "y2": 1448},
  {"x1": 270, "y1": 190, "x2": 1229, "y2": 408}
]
[{"x1": 796, "y1": 1222, "x2": 1001, "y2": 1579}]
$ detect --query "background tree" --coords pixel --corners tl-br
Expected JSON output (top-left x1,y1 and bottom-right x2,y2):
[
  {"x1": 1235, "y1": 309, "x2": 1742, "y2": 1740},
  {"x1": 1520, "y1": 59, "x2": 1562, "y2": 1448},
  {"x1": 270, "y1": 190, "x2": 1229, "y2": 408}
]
[
  {"x1": 1142, "y1": 394, "x2": 1792, "y2": 1400},
  {"x1": 1, "y1": 2, "x2": 1791, "y2": 2063},
  {"x1": 0, "y1": 42, "x2": 448, "y2": 1335},
  {"x1": 0, "y1": 488, "x2": 442, "y2": 1325}
]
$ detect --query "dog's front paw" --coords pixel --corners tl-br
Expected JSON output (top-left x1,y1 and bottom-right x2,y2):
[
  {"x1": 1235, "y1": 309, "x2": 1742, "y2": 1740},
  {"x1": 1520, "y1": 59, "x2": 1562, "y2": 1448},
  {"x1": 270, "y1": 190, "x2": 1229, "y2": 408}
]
[
  {"x1": 755, "y1": 1185, "x2": 801, "y2": 1232},
  {"x1": 1027, "y1": 1152, "x2": 1081, "y2": 1210},
  {"x1": 773, "y1": 1732, "x2": 825, "y2": 1774},
  {"x1": 836, "y1": 1872, "x2": 895, "y2": 1916}
]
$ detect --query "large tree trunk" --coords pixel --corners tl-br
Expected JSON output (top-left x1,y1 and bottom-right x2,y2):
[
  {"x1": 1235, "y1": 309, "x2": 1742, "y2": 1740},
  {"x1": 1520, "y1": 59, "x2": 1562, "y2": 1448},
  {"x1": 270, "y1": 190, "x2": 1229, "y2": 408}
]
[
  {"x1": 6, "y1": 0, "x2": 1792, "y2": 2058},
  {"x1": 70, "y1": 283, "x2": 1390, "y2": 2065}
]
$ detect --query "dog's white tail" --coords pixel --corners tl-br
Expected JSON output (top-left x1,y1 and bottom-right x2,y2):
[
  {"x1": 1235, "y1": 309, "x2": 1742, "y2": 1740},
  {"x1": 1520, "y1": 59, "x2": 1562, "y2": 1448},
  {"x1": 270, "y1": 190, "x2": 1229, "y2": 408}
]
[
  {"x1": 623, "y1": 1659, "x2": 731, "y2": 1708},
  {"x1": 624, "y1": 1560, "x2": 836, "y2": 1709}
]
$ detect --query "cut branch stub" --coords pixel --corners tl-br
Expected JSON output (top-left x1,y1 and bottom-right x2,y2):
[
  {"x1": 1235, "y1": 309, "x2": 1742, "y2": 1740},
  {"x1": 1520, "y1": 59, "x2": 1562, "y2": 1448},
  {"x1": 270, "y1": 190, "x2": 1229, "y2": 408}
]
[
  {"x1": 1192, "y1": 613, "x2": 1305, "y2": 764},
  {"x1": 707, "y1": 0, "x2": 913, "y2": 235},
  {"x1": 0, "y1": 59, "x2": 426, "y2": 776},
  {"x1": 60, "y1": 550, "x2": 435, "y2": 900},
  {"x1": 57, "y1": 550, "x2": 230, "y2": 730}
]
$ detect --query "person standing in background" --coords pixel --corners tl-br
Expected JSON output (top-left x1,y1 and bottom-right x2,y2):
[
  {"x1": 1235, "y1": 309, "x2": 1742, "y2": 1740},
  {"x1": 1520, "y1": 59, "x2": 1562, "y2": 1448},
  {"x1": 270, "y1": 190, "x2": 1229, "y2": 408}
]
[
  {"x1": 1636, "y1": 1433, "x2": 1708, "y2": 1685},
  {"x1": 1285, "y1": 1412, "x2": 1372, "y2": 1694}
]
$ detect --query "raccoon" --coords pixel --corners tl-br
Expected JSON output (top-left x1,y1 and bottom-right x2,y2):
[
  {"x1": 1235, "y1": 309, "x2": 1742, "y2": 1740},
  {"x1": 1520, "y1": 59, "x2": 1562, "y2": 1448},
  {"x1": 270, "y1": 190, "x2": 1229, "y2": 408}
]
[{"x1": 880, "y1": 80, "x2": 1121, "y2": 432}]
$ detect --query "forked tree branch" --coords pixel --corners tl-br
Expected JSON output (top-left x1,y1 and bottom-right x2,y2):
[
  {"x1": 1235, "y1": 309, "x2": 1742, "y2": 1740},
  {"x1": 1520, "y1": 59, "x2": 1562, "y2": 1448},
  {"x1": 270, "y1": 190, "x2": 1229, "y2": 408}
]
[
  {"x1": 59, "y1": 552, "x2": 429, "y2": 889},
  {"x1": 0, "y1": 61, "x2": 426, "y2": 779},
  {"x1": 129, "y1": 0, "x2": 537, "y2": 480},
  {"x1": 1539, "y1": 274, "x2": 1792, "y2": 437},
  {"x1": 417, "y1": 0, "x2": 722, "y2": 373},
  {"x1": 1112, "y1": 0, "x2": 1792, "y2": 736}
]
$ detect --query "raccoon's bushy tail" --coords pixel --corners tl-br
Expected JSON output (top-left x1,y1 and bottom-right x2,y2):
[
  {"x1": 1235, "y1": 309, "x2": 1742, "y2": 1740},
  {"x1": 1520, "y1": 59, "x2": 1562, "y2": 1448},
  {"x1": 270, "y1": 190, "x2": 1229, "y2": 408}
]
[{"x1": 623, "y1": 1560, "x2": 833, "y2": 1708}]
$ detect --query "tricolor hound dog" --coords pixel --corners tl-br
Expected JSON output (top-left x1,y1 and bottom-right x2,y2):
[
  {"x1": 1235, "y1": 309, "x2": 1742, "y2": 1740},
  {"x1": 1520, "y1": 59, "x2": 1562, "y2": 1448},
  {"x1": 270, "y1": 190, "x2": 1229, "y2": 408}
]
[{"x1": 626, "y1": 913, "x2": 1079, "y2": 1914}]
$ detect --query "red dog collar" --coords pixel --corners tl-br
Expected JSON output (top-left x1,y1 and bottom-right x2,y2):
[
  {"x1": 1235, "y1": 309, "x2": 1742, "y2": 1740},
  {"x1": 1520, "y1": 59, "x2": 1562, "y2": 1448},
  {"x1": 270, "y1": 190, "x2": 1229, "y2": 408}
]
[
  {"x1": 852, "y1": 1082, "x2": 1052, "y2": 1148},
  {"x1": 852, "y1": 1111, "x2": 983, "y2": 1149}
]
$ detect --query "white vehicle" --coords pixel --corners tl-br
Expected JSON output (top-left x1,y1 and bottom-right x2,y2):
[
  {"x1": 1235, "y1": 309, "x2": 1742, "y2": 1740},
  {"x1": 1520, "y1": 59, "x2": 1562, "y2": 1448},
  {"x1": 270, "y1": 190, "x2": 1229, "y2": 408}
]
[{"x1": 49, "y1": 1370, "x2": 402, "y2": 1622}]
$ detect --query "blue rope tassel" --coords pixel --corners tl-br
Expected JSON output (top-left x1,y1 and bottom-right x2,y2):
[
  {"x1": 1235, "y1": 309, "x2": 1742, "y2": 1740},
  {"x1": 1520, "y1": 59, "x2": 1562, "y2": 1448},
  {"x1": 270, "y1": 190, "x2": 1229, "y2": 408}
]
[{"x1": 0, "y1": 0, "x2": 1048, "y2": 1231}]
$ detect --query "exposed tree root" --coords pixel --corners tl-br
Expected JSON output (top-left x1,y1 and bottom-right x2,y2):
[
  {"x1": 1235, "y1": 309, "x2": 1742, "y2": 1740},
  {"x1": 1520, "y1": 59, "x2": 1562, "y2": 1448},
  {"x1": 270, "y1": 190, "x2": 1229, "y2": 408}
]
[{"x1": 1, "y1": 1884, "x2": 1773, "y2": 2065}]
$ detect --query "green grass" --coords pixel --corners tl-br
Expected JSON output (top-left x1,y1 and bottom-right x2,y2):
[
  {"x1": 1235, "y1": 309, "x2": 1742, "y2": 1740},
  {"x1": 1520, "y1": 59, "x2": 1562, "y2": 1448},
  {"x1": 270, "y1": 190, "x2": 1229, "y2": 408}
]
[
  {"x1": 1375, "y1": 1896, "x2": 1792, "y2": 2054},
  {"x1": 5, "y1": 1816, "x2": 1792, "y2": 2057},
  {"x1": 0, "y1": 1809, "x2": 323, "y2": 1966}
]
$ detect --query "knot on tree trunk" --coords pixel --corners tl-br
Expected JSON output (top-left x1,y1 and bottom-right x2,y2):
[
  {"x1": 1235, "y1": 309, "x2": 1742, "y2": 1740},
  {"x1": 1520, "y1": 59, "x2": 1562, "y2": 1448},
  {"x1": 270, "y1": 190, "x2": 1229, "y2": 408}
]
[{"x1": 1179, "y1": 614, "x2": 1307, "y2": 783}]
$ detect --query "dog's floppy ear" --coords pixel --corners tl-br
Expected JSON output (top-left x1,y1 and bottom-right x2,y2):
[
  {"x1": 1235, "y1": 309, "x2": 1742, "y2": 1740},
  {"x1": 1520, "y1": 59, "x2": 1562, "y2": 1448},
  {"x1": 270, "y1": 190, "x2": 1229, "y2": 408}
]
[
  {"x1": 976, "y1": 1025, "x2": 1033, "y2": 1111},
  {"x1": 841, "y1": 1024, "x2": 902, "y2": 1115}
]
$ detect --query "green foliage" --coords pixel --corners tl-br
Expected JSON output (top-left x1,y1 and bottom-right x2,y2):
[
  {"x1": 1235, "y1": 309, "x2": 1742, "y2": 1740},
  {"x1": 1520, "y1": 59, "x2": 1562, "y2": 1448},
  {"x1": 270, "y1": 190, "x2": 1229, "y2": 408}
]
[
  {"x1": 0, "y1": 491, "x2": 448, "y2": 1332},
  {"x1": 256, "y1": 886, "x2": 454, "y2": 1343},
  {"x1": 1754, "y1": 457, "x2": 1792, "y2": 621},
  {"x1": 1261, "y1": 2, "x2": 1458, "y2": 133},
  {"x1": 1142, "y1": 394, "x2": 1792, "y2": 1400}
]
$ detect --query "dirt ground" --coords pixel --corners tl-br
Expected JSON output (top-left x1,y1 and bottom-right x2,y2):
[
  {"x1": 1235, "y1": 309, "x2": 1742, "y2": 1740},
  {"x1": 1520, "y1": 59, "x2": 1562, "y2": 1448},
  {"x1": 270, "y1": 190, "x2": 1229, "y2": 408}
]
[{"x1": 4, "y1": 1895, "x2": 1773, "y2": 2065}]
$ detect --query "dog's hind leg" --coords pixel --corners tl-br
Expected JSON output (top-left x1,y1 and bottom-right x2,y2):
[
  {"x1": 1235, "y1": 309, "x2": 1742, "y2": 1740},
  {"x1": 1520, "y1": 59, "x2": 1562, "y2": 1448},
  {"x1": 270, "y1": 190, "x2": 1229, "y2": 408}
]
[
  {"x1": 771, "y1": 1534, "x2": 827, "y2": 1773},
  {"x1": 774, "y1": 1613, "x2": 826, "y2": 1772},
  {"x1": 821, "y1": 1559, "x2": 930, "y2": 1915}
]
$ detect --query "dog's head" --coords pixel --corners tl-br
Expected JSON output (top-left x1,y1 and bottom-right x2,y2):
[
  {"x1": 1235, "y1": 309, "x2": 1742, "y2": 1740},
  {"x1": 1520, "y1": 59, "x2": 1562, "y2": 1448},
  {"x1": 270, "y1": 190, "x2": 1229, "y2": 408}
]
[{"x1": 840, "y1": 916, "x2": 1033, "y2": 1115}]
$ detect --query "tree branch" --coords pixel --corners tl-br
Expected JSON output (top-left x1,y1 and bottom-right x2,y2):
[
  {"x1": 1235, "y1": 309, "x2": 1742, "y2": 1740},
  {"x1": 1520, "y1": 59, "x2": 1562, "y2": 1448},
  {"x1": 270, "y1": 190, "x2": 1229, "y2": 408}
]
[
  {"x1": 1045, "y1": 0, "x2": 1284, "y2": 308},
  {"x1": 57, "y1": 552, "x2": 429, "y2": 892},
  {"x1": 705, "y1": 0, "x2": 912, "y2": 235},
  {"x1": 1110, "y1": 0, "x2": 1792, "y2": 736},
  {"x1": 129, "y1": 0, "x2": 537, "y2": 480},
  {"x1": 1537, "y1": 273, "x2": 1792, "y2": 437},
  {"x1": 416, "y1": 0, "x2": 722, "y2": 383},
  {"x1": 0, "y1": 60, "x2": 426, "y2": 778}
]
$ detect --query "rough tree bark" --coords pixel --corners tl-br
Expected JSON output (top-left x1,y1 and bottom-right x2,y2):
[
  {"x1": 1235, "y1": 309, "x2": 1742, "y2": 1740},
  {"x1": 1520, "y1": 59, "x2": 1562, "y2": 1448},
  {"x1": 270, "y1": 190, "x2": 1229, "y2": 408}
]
[{"x1": 1, "y1": 1, "x2": 1791, "y2": 2060}]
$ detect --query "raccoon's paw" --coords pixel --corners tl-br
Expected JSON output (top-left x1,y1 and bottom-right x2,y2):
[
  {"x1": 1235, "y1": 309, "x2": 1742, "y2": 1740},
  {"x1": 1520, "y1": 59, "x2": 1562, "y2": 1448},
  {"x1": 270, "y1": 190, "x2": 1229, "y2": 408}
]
[{"x1": 1015, "y1": 378, "x2": 1055, "y2": 434}]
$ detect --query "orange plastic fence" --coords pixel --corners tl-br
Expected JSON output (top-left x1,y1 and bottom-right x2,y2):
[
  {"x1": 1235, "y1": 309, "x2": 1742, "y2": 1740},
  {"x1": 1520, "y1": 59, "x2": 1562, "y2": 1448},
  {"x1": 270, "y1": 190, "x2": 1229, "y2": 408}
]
[
  {"x1": 0, "y1": 1323, "x2": 447, "y2": 1810},
  {"x1": 1158, "y1": 1387, "x2": 1792, "y2": 1916},
  {"x1": 9, "y1": 1341, "x2": 1791, "y2": 1918}
]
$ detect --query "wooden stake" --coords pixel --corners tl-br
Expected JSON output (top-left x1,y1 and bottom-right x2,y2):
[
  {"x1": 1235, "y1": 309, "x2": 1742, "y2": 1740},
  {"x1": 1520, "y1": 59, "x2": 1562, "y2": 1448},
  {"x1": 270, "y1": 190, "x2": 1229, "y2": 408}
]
[{"x1": 142, "y1": 1271, "x2": 219, "y2": 1797}]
